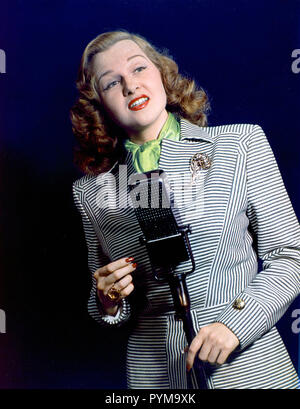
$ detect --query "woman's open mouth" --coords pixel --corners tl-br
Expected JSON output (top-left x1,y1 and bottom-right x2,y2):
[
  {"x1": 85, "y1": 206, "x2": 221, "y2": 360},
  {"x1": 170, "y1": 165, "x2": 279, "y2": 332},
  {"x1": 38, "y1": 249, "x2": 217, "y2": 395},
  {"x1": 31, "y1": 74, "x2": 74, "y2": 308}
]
[{"x1": 128, "y1": 95, "x2": 150, "y2": 111}]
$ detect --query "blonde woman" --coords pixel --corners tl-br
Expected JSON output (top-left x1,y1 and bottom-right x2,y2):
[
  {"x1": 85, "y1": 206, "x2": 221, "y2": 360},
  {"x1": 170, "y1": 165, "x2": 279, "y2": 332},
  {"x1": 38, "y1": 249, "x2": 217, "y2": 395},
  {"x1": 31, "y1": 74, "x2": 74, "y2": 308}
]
[{"x1": 71, "y1": 30, "x2": 300, "y2": 389}]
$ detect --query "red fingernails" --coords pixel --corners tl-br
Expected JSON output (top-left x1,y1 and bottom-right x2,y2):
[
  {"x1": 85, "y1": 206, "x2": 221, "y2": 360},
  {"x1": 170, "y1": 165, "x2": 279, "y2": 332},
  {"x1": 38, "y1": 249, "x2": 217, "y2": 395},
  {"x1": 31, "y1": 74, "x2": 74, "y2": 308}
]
[{"x1": 125, "y1": 257, "x2": 137, "y2": 269}]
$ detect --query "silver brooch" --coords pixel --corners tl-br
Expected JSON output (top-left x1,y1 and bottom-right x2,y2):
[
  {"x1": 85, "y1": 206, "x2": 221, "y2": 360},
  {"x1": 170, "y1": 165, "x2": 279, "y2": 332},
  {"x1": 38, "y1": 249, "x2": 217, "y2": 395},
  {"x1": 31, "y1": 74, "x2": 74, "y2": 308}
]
[{"x1": 190, "y1": 152, "x2": 212, "y2": 184}]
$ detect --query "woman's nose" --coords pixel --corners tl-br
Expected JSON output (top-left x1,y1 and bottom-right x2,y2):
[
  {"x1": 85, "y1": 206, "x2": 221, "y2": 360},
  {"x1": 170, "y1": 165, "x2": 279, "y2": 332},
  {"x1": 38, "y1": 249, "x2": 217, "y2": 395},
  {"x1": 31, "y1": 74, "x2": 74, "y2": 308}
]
[{"x1": 122, "y1": 77, "x2": 139, "y2": 96}]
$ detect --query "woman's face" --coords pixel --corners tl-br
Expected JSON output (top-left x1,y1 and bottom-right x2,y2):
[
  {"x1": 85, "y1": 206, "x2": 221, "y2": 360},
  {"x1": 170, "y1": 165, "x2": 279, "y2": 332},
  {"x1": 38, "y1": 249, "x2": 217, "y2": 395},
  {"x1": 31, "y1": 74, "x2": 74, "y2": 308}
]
[{"x1": 92, "y1": 39, "x2": 168, "y2": 140}]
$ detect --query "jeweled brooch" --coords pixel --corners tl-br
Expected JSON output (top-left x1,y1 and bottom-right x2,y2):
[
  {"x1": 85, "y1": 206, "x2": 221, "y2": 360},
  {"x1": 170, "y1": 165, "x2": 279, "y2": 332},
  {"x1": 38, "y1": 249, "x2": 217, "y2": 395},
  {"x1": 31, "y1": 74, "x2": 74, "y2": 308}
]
[{"x1": 190, "y1": 152, "x2": 212, "y2": 184}]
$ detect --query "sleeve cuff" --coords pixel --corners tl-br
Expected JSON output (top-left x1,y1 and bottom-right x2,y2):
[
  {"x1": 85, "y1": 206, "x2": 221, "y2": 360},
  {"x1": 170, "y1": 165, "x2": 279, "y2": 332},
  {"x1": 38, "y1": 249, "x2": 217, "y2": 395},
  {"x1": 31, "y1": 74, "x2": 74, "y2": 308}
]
[
  {"x1": 101, "y1": 304, "x2": 123, "y2": 323},
  {"x1": 215, "y1": 292, "x2": 267, "y2": 350},
  {"x1": 94, "y1": 295, "x2": 131, "y2": 326}
]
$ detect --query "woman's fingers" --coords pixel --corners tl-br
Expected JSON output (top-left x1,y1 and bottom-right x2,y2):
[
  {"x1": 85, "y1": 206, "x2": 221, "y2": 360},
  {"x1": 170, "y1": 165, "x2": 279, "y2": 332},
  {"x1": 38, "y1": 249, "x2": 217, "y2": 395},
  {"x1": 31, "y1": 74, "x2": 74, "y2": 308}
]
[
  {"x1": 186, "y1": 332, "x2": 204, "y2": 372},
  {"x1": 94, "y1": 257, "x2": 136, "y2": 289},
  {"x1": 104, "y1": 273, "x2": 134, "y2": 298},
  {"x1": 112, "y1": 271, "x2": 133, "y2": 290},
  {"x1": 105, "y1": 263, "x2": 136, "y2": 286},
  {"x1": 94, "y1": 256, "x2": 135, "y2": 279},
  {"x1": 119, "y1": 282, "x2": 135, "y2": 298},
  {"x1": 94, "y1": 257, "x2": 137, "y2": 307},
  {"x1": 197, "y1": 340, "x2": 212, "y2": 363},
  {"x1": 206, "y1": 347, "x2": 221, "y2": 364},
  {"x1": 216, "y1": 349, "x2": 230, "y2": 365},
  {"x1": 186, "y1": 323, "x2": 239, "y2": 370}
]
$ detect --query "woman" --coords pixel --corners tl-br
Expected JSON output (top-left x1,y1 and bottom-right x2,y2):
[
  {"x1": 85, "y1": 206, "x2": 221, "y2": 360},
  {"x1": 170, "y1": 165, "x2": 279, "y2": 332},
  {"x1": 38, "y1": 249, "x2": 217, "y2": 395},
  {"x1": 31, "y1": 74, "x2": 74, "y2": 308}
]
[{"x1": 70, "y1": 30, "x2": 300, "y2": 389}]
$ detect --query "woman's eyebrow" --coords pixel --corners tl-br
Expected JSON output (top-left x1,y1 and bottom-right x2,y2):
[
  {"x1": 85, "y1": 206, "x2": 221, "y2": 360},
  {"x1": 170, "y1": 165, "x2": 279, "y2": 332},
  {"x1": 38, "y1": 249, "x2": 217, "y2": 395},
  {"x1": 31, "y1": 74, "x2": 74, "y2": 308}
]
[
  {"x1": 98, "y1": 70, "x2": 113, "y2": 81},
  {"x1": 98, "y1": 55, "x2": 147, "y2": 81},
  {"x1": 127, "y1": 54, "x2": 148, "y2": 62}
]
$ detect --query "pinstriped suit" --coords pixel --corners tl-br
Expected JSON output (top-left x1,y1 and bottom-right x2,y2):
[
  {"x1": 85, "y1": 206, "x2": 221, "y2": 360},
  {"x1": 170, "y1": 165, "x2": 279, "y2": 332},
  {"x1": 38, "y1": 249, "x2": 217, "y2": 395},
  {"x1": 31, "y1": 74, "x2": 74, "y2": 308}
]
[{"x1": 73, "y1": 118, "x2": 300, "y2": 389}]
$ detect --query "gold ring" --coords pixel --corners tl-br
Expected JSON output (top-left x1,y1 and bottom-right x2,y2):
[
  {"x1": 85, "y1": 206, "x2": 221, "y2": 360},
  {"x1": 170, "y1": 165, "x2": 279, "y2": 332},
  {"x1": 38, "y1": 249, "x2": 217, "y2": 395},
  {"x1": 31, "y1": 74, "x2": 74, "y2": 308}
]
[{"x1": 107, "y1": 285, "x2": 121, "y2": 302}]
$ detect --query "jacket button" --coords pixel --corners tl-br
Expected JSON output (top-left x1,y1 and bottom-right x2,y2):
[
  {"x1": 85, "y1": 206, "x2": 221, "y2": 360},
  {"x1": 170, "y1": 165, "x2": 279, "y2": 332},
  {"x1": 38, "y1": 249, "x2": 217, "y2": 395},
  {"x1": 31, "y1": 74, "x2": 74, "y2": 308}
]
[{"x1": 233, "y1": 298, "x2": 245, "y2": 310}]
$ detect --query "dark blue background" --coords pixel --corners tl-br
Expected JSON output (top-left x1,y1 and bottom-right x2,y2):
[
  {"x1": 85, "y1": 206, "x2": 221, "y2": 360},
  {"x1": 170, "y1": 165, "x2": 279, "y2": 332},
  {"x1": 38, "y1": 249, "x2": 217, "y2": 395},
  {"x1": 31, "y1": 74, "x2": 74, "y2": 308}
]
[{"x1": 0, "y1": 0, "x2": 299, "y2": 388}]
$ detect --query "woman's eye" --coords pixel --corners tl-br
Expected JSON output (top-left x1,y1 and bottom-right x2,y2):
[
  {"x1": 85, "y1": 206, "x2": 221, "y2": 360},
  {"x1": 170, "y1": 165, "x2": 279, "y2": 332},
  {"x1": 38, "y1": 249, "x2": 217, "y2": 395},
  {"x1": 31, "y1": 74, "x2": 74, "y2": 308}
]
[
  {"x1": 104, "y1": 80, "x2": 119, "y2": 91},
  {"x1": 134, "y1": 66, "x2": 147, "y2": 73}
]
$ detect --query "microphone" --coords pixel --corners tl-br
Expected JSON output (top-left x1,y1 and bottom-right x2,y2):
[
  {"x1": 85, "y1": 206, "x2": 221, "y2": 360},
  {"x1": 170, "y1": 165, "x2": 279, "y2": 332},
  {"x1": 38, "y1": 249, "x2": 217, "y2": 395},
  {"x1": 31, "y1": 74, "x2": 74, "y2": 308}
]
[
  {"x1": 128, "y1": 169, "x2": 209, "y2": 389},
  {"x1": 128, "y1": 169, "x2": 195, "y2": 279}
]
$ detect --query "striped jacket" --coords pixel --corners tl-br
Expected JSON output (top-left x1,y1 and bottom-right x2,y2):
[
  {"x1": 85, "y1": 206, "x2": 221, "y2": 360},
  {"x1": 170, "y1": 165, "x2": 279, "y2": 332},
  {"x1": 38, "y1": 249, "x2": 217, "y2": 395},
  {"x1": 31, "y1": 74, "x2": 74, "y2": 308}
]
[{"x1": 73, "y1": 119, "x2": 300, "y2": 389}]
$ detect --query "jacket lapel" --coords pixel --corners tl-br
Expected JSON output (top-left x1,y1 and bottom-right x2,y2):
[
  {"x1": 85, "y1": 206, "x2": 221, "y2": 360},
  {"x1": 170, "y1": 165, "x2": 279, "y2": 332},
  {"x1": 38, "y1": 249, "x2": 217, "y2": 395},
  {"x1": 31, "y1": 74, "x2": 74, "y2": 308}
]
[{"x1": 156, "y1": 119, "x2": 240, "y2": 304}]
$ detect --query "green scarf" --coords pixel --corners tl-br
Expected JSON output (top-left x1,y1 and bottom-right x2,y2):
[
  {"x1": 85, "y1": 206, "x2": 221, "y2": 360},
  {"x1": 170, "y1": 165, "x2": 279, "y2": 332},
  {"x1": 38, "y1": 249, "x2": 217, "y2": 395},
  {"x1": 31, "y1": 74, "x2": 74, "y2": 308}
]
[{"x1": 123, "y1": 112, "x2": 181, "y2": 173}]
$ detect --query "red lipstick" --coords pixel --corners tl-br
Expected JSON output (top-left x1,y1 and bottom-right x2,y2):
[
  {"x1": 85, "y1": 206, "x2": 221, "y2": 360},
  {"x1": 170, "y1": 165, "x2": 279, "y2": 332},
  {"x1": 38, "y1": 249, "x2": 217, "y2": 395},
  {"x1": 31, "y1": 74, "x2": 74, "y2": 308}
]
[{"x1": 128, "y1": 94, "x2": 150, "y2": 111}]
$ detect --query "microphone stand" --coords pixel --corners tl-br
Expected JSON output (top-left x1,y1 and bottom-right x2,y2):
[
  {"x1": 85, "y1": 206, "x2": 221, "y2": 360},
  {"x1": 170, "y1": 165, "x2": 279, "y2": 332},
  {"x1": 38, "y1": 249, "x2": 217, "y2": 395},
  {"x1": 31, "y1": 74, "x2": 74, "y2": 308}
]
[
  {"x1": 155, "y1": 226, "x2": 208, "y2": 390},
  {"x1": 140, "y1": 225, "x2": 208, "y2": 389},
  {"x1": 130, "y1": 170, "x2": 208, "y2": 389},
  {"x1": 167, "y1": 273, "x2": 208, "y2": 389}
]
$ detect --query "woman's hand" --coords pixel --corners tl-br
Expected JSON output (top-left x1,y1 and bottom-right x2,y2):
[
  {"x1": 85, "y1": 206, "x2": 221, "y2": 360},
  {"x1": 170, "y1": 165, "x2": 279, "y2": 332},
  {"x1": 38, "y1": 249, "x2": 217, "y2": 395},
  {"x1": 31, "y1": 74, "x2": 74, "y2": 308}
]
[
  {"x1": 186, "y1": 323, "x2": 239, "y2": 370},
  {"x1": 93, "y1": 256, "x2": 137, "y2": 316}
]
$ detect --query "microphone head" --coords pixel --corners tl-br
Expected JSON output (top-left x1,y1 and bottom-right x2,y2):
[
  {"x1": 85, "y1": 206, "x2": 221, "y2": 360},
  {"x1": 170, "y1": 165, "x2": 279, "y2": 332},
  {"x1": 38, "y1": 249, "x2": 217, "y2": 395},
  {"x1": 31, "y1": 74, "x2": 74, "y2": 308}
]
[{"x1": 128, "y1": 169, "x2": 193, "y2": 276}]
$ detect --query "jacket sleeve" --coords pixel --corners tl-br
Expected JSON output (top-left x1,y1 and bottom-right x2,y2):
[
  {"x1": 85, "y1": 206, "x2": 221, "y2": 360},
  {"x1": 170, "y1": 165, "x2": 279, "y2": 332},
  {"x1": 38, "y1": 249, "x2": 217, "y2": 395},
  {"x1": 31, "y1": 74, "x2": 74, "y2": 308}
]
[
  {"x1": 215, "y1": 124, "x2": 300, "y2": 350},
  {"x1": 72, "y1": 182, "x2": 131, "y2": 327}
]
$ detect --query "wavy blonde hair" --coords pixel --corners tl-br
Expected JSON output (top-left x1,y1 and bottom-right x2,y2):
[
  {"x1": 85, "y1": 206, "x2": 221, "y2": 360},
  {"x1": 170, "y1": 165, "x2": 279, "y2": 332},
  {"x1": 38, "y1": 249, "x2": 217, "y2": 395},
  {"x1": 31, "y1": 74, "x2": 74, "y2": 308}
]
[{"x1": 70, "y1": 30, "x2": 210, "y2": 175}]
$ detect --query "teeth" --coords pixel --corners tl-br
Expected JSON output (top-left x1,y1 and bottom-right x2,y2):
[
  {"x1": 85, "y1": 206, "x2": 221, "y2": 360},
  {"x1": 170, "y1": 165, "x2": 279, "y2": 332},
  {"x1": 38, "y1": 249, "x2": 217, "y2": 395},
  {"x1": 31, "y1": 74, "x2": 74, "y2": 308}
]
[{"x1": 130, "y1": 97, "x2": 149, "y2": 108}]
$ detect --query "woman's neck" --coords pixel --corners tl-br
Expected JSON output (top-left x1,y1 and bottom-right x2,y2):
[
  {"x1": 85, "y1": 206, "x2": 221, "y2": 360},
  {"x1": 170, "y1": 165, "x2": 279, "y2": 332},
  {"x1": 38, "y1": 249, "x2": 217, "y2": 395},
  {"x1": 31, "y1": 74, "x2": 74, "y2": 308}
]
[{"x1": 127, "y1": 110, "x2": 169, "y2": 145}]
